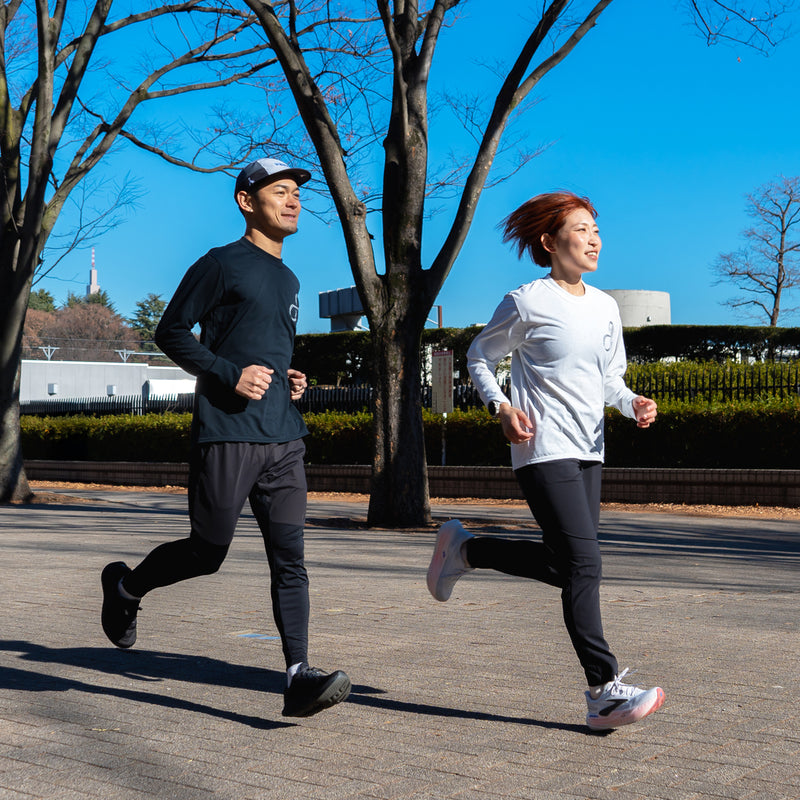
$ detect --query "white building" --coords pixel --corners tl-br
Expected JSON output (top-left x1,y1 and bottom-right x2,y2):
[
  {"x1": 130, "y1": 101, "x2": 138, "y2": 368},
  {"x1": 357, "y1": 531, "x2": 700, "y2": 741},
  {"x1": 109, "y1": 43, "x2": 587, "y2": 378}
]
[{"x1": 20, "y1": 359, "x2": 195, "y2": 403}]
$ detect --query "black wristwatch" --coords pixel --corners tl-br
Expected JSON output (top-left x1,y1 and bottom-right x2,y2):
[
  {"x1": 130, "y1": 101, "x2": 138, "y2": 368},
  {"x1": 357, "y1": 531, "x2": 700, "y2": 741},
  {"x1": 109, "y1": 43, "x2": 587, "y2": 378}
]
[{"x1": 487, "y1": 400, "x2": 502, "y2": 417}]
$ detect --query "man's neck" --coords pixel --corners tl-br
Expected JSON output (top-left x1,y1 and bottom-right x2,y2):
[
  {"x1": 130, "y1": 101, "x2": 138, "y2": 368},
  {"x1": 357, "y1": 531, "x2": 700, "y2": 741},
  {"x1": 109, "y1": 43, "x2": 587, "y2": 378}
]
[{"x1": 245, "y1": 228, "x2": 283, "y2": 259}]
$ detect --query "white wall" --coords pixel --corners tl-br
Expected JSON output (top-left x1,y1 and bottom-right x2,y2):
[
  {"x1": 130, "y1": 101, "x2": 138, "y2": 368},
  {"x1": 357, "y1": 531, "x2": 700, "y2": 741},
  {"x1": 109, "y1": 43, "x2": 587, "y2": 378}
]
[{"x1": 20, "y1": 360, "x2": 194, "y2": 402}]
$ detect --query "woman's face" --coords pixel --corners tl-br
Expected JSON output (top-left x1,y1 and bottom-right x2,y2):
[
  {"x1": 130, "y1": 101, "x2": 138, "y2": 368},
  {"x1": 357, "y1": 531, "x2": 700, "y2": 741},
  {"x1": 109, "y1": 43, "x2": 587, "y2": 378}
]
[{"x1": 543, "y1": 207, "x2": 601, "y2": 277}]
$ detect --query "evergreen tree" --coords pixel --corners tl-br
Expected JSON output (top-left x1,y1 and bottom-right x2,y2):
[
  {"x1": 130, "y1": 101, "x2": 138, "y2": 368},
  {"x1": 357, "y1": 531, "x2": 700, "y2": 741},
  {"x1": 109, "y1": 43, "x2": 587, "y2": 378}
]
[
  {"x1": 85, "y1": 290, "x2": 116, "y2": 312},
  {"x1": 64, "y1": 289, "x2": 116, "y2": 312},
  {"x1": 128, "y1": 293, "x2": 166, "y2": 351},
  {"x1": 27, "y1": 289, "x2": 56, "y2": 312},
  {"x1": 63, "y1": 292, "x2": 84, "y2": 308}
]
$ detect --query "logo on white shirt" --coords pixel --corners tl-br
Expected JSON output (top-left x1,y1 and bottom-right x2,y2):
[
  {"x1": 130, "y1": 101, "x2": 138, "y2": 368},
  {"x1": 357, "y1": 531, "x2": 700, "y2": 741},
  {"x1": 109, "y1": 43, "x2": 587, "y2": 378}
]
[{"x1": 602, "y1": 320, "x2": 614, "y2": 351}]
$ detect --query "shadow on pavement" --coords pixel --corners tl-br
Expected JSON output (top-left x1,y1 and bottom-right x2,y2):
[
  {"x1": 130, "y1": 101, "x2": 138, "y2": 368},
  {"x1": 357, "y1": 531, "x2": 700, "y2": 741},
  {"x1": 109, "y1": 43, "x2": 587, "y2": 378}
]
[
  {"x1": 347, "y1": 686, "x2": 592, "y2": 735},
  {"x1": 1, "y1": 639, "x2": 592, "y2": 734},
  {"x1": 0, "y1": 639, "x2": 291, "y2": 730}
]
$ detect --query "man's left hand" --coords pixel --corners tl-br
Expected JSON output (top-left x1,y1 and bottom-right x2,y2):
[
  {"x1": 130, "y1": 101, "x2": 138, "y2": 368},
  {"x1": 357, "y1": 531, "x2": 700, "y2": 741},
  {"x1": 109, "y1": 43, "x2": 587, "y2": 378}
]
[{"x1": 288, "y1": 368, "x2": 308, "y2": 401}]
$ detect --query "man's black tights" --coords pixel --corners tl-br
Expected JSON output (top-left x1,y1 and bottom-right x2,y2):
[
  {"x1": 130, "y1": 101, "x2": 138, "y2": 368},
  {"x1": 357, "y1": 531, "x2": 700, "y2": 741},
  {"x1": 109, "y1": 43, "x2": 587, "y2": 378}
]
[{"x1": 122, "y1": 535, "x2": 229, "y2": 598}]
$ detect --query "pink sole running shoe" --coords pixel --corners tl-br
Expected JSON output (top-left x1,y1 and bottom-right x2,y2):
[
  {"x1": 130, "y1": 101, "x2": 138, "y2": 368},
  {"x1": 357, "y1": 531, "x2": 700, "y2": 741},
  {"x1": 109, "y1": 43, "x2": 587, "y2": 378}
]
[
  {"x1": 585, "y1": 669, "x2": 665, "y2": 731},
  {"x1": 426, "y1": 520, "x2": 474, "y2": 602}
]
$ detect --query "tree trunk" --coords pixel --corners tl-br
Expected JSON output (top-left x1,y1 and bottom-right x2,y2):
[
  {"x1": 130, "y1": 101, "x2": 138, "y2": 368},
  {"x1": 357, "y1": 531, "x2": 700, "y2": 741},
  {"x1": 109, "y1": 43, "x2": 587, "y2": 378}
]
[
  {"x1": 367, "y1": 291, "x2": 431, "y2": 528},
  {"x1": 0, "y1": 259, "x2": 33, "y2": 503},
  {"x1": 0, "y1": 371, "x2": 31, "y2": 503}
]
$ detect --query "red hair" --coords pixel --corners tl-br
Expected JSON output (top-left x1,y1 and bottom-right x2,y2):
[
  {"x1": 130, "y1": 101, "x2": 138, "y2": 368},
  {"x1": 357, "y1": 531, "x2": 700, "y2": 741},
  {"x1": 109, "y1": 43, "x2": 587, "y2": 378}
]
[{"x1": 501, "y1": 191, "x2": 598, "y2": 267}]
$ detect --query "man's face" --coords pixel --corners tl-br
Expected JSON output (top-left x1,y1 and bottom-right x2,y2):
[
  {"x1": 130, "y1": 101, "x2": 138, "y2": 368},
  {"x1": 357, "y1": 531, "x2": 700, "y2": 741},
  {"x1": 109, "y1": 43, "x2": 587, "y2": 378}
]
[{"x1": 239, "y1": 178, "x2": 301, "y2": 241}]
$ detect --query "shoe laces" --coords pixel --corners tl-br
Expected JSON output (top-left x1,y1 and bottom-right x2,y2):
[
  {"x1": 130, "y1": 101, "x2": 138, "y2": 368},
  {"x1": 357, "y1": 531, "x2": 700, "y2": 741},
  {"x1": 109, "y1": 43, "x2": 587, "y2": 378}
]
[
  {"x1": 298, "y1": 665, "x2": 325, "y2": 679},
  {"x1": 606, "y1": 667, "x2": 639, "y2": 698}
]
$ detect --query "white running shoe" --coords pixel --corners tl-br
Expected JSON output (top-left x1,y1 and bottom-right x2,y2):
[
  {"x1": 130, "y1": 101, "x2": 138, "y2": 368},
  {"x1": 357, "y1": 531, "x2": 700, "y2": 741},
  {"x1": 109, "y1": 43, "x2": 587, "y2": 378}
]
[
  {"x1": 585, "y1": 668, "x2": 665, "y2": 731},
  {"x1": 426, "y1": 520, "x2": 474, "y2": 602}
]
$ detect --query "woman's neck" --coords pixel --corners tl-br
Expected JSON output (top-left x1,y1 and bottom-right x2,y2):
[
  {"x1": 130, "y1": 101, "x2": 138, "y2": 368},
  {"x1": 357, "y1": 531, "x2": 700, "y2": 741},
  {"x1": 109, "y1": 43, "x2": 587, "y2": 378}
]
[{"x1": 549, "y1": 272, "x2": 585, "y2": 296}]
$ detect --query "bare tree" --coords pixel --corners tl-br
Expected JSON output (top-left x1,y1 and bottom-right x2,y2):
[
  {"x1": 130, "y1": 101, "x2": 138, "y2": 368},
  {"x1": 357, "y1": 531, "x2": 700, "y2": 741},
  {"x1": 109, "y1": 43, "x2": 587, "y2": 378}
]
[
  {"x1": 20, "y1": 309, "x2": 52, "y2": 357},
  {"x1": 713, "y1": 176, "x2": 800, "y2": 326},
  {"x1": 0, "y1": 1, "x2": 280, "y2": 501},
  {"x1": 241, "y1": 0, "x2": 792, "y2": 526},
  {"x1": 240, "y1": 0, "x2": 618, "y2": 526},
  {"x1": 22, "y1": 302, "x2": 136, "y2": 362}
]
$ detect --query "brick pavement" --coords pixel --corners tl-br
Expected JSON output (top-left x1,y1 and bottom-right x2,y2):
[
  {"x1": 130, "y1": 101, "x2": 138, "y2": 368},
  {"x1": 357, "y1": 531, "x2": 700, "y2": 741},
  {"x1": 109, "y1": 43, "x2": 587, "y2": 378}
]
[{"x1": 0, "y1": 489, "x2": 798, "y2": 800}]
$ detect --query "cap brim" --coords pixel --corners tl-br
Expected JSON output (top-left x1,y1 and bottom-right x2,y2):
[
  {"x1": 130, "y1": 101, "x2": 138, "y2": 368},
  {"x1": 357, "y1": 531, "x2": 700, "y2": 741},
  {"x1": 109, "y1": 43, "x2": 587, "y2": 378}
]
[{"x1": 253, "y1": 168, "x2": 311, "y2": 189}]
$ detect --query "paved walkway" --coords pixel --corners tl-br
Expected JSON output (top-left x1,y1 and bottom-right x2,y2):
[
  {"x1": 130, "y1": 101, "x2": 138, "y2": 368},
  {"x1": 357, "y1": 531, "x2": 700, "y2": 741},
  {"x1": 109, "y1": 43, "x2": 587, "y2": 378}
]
[{"x1": 1, "y1": 489, "x2": 798, "y2": 800}]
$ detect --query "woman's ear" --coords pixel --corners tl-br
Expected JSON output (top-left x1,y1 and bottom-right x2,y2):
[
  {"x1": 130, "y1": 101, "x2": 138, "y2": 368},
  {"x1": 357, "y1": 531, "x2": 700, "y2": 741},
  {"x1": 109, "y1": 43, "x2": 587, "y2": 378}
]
[{"x1": 541, "y1": 233, "x2": 555, "y2": 254}]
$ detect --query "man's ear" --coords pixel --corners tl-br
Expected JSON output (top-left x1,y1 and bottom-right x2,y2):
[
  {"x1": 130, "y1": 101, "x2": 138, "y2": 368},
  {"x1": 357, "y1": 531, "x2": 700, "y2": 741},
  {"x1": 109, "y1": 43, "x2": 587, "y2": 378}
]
[{"x1": 235, "y1": 189, "x2": 253, "y2": 214}]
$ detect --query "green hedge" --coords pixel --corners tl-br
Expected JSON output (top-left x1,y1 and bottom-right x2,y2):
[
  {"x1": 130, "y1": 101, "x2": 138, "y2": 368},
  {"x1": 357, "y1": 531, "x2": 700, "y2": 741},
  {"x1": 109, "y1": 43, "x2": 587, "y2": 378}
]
[
  {"x1": 20, "y1": 400, "x2": 800, "y2": 468},
  {"x1": 20, "y1": 413, "x2": 193, "y2": 462},
  {"x1": 304, "y1": 410, "x2": 373, "y2": 463},
  {"x1": 422, "y1": 409, "x2": 509, "y2": 466},
  {"x1": 606, "y1": 398, "x2": 800, "y2": 467},
  {"x1": 623, "y1": 325, "x2": 800, "y2": 363}
]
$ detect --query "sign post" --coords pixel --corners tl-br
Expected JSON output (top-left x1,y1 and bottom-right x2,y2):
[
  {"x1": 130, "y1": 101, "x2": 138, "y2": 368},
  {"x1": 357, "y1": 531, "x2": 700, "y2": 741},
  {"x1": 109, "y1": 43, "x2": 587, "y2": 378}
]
[{"x1": 431, "y1": 350, "x2": 454, "y2": 466}]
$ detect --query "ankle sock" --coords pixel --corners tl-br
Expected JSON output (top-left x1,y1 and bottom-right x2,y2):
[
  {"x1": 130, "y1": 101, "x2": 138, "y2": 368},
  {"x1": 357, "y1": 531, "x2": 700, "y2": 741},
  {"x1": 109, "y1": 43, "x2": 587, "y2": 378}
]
[
  {"x1": 287, "y1": 662, "x2": 304, "y2": 687},
  {"x1": 589, "y1": 681, "x2": 611, "y2": 699}
]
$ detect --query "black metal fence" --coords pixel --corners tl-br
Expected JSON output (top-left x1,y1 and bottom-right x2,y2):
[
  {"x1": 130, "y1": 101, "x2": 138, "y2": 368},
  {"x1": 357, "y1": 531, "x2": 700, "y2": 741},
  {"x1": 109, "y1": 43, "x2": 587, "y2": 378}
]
[
  {"x1": 294, "y1": 384, "x2": 488, "y2": 414},
  {"x1": 295, "y1": 386, "x2": 372, "y2": 414},
  {"x1": 625, "y1": 366, "x2": 800, "y2": 402},
  {"x1": 20, "y1": 394, "x2": 195, "y2": 417},
  {"x1": 20, "y1": 386, "x2": 489, "y2": 416}
]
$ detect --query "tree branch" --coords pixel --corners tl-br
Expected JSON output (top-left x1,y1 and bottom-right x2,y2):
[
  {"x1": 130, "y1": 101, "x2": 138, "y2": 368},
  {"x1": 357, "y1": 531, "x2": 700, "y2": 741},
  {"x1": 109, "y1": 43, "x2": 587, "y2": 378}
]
[
  {"x1": 428, "y1": 0, "x2": 611, "y2": 296},
  {"x1": 244, "y1": 0, "x2": 378, "y2": 296},
  {"x1": 46, "y1": 26, "x2": 277, "y2": 225},
  {"x1": 686, "y1": 0, "x2": 793, "y2": 52}
]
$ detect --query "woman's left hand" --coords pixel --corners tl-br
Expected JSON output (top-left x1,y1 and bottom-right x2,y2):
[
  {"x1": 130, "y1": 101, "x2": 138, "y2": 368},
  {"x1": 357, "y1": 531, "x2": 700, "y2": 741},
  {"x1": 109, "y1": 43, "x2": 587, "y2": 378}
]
[{"x1": 632, "y1": 395, "x2": 657, "y2": 428}]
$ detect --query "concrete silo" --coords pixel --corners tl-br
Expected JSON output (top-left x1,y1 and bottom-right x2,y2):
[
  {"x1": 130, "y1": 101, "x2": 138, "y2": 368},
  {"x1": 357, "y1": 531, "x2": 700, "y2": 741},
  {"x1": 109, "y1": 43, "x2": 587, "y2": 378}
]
[{"x1": 602, "y1": 290, "x2": 671, "y2": 327}]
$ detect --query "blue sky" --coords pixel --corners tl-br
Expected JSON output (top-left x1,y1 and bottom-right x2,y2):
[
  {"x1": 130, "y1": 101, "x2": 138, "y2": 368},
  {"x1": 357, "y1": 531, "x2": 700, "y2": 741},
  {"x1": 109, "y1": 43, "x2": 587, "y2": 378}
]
[{"x1": 36, "y1": 1, "x2": 799, "y2": 334}]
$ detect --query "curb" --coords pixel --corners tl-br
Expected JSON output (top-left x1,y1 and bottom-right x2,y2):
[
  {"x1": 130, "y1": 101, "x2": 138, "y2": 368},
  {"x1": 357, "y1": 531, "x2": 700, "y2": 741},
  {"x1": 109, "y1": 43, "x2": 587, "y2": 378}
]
[{"x1": 24, "y1": 460, "x2": 800, "y2": 507}]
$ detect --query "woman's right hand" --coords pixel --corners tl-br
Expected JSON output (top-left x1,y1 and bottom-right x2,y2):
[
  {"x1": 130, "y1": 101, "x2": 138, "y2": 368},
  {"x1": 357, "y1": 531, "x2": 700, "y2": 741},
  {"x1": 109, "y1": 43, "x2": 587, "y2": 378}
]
[{"x1": 498, "y1": 403, "x2": 535, "y2": 444}]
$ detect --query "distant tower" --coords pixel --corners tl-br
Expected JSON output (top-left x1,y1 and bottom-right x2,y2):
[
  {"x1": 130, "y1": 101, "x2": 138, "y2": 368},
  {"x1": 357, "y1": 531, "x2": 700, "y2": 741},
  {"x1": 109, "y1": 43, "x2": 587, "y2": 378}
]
[{"x1": 87, "y1": 248, "x2": 100, "y2": 296}]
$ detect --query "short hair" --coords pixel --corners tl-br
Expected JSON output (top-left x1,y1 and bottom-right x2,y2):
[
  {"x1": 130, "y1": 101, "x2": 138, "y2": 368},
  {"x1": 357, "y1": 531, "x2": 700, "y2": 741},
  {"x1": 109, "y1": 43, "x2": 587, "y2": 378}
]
[{"x1": 501, "y1": 191, "x2": 597, "y2": 267}]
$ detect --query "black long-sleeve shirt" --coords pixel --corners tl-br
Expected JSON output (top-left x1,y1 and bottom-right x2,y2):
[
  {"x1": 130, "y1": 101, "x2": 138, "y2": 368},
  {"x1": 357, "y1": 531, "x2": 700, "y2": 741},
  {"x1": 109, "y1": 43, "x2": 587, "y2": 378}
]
[{"x1": 155, "y1": 237, "x2": 308, "y2": 445}]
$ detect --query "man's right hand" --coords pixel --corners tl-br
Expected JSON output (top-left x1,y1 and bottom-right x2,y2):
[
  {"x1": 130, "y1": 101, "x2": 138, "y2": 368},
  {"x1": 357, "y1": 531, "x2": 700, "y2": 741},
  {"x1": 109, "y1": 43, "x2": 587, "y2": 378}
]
[{"x1": 235, "y1": 365, "x2": 274, "y2": 400}]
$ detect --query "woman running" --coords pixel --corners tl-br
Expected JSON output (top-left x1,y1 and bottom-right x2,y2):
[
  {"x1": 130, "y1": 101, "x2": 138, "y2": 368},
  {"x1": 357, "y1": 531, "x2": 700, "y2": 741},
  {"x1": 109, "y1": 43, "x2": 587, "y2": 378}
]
[{"x1": 426, "y1": 191, "x2": 664, "y2": 731}]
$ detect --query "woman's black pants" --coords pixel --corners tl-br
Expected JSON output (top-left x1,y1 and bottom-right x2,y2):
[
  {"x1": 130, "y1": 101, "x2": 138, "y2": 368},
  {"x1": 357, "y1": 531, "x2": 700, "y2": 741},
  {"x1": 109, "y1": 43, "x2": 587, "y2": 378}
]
[{"x1": 465, "y1": 458, "x2": 618, "y2": 687}]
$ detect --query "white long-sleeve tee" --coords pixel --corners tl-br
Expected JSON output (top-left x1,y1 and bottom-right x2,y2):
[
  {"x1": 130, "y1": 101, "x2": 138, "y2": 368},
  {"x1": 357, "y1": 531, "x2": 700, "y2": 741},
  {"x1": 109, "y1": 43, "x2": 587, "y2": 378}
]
[{"x1": 467, "y1": 275, "x2": 637, "y2": 470}]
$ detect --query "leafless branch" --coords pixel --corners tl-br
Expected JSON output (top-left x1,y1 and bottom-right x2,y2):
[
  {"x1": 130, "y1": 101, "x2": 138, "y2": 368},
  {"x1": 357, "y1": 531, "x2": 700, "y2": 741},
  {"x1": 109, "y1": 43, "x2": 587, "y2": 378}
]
[
  {"x1": 36, "y1": 176, "x2": 145, "y2": 282},
  {"x1": 685, "y1": 0, "x2": 795, "y2": 53}
]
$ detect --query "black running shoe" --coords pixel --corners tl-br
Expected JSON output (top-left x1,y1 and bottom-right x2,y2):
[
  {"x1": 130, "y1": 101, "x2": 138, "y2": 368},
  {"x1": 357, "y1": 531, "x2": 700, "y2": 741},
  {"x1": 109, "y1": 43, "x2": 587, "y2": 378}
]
[
  {"x1": 101, "y1": 561, "x2": 139, "y2": 649},
  {"x1": 282, "y1": 664, "x2": 351, "y2": 717}
]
